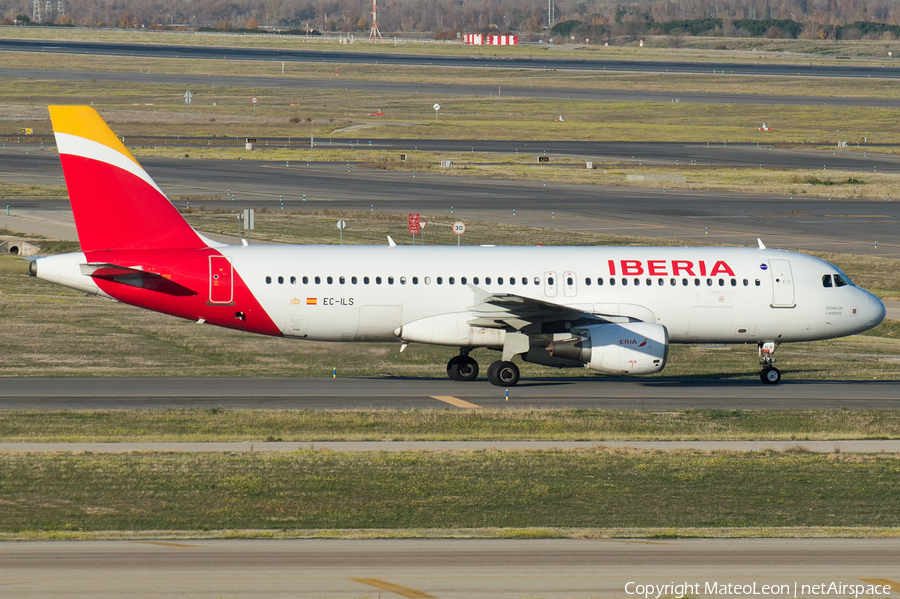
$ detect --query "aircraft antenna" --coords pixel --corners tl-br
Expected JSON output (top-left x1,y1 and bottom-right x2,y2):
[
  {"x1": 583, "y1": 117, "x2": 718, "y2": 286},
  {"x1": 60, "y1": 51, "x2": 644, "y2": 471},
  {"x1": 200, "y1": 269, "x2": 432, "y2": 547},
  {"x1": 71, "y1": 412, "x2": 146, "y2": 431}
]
[{"x1": 368, "y1": 0, "x2": 383, "y2": 42}]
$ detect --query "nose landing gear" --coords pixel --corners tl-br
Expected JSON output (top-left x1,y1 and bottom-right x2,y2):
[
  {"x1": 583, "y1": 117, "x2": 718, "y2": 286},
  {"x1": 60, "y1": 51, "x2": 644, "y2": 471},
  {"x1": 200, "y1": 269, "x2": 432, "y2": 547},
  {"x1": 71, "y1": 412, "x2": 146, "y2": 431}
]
[{"x1": 759, "y1": 341, "x2": 781, "y2": 384}]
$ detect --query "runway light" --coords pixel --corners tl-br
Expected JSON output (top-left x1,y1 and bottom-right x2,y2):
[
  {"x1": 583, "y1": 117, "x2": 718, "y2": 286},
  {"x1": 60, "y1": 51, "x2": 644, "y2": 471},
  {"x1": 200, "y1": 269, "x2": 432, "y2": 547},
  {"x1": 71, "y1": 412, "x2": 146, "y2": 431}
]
[
  {"x1": 333, "y1": 367, "x2": 336, "y2": 378},
  {"x1": 505, "y1": 389, "x2": 509, "y2": 401}
]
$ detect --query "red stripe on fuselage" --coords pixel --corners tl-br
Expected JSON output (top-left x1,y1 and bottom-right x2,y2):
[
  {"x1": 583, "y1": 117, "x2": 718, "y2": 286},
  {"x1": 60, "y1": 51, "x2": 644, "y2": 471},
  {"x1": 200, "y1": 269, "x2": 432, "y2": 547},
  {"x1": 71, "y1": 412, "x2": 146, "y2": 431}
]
[
  {"x1": 85, "y1": 248, "x2": 282, "y2": 337},
  {"x1": 59, "y1": 154, "x2": 205, "y2": 251}
]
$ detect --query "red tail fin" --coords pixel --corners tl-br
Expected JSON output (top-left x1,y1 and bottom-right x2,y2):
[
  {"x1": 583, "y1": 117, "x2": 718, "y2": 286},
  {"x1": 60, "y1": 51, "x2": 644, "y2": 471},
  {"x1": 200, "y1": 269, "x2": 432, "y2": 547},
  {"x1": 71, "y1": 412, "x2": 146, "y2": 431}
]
[{"x1": 49, "y1": 106, "x2": 207, "y2": 252}]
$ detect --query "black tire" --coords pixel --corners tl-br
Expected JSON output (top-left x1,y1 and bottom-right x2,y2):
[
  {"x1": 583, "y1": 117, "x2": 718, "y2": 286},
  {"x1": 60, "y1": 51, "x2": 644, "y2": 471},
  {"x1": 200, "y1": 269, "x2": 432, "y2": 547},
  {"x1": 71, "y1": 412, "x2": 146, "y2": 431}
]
[
  {"x1": 456, "y1": 356, "x2": 479, "y2": 381},
  {"x1": 760, "y1": 367, "x2": 782, "y2": 384},
  {"x1": 487, "y1": 360, "x2": 519, "y2": 387},
  {"x1": 446, "y1": 356, "x2": 462, "y2": 381},
  {"x1": 448, "y1": 355, "x2": 479, "y2": 381}
]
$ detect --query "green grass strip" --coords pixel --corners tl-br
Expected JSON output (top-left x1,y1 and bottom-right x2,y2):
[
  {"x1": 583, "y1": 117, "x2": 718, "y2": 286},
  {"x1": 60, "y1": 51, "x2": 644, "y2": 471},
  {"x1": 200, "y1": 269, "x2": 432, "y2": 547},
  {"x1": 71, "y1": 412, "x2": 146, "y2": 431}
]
[
  {"x1": 1, "y1": 450, "x2": 898, "y2": 533},
  {"x1": 1, "y1": 409, "x2": 899, "y2": 442}
]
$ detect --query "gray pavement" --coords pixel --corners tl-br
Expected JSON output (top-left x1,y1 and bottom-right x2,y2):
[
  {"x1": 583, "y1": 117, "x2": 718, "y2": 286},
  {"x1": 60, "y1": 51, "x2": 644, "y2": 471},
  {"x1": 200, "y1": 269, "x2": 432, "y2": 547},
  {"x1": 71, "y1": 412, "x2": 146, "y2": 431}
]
[
  {"x1": 3, "y1": 38, "x2": 900, "y2": 79},
  {"x1": 2, "y1": 378, "x2": 900, "y2": 410},
  {"x1": 2, "y1": 440, "x2": 898, "y2": 453},
  {"x1": 3, "y1": 151, "x2": 899, "y2": 258},
  {"x1": 1, "y1": 538, "x2": 897, "y2": 598}
]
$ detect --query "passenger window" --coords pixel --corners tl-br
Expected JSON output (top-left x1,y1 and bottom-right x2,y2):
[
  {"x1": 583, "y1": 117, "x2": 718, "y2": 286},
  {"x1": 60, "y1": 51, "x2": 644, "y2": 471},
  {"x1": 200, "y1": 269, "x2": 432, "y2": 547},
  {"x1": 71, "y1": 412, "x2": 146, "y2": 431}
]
[
  {"x1": 388, "y1": 276, "x2": 394, "y2": 285},
  {"x1": 425, "y1": 277, "x2": 431, "y2": 285},
  {"x1": 706, "y1": 278, "x2": 713, "y2": 286},
  {"x1": 719, "y1": 278, "x2": 725, "y2": 286},
  {"x1": 474, "y1": 277, "x2": 479, "y2": 285},
  {"x1": 437, "y1": 277, "x2": 443, "y2": 285},
  {"x1": 743, "y1": 279, "x2": 748, "y2": 286},
  {"x1": 315, "y1": 276, "x2": 321, "y2": 284},
  {"x1": 327, "y1": 276, "x2": 333, "y2": 284},
  {"x1": 834, "y1": 274, "x2": 848, "y2": 287},
  {"x1": 352, "y1": 276, "x2": 357, "y2": 284},
  {"x1": 547, "y1": 277, "x2": 554, "y2": 285},
  {"x1": 290, "y1": 276, "x2": 296, "y2": 285},
  {"x1": 339, "y1": 276, "x2": 345, "y2": 285},
  {"x1": 598, "y1": 278, "x2": 604, "y2": 286},
  {"x1": 670, "y1": 278, "x2": 676, "y2": 286},
  {"x1": 461, "y1": 277, "x2": 467, "y2": 285},
  {"x1": 566, "y1": 277, "x2": 573, "y2": 285},
  {"x1": 533, "y1": 277, "x2": 540, "y2": 285},
  {"x1": 412, "y1": 276, "x2": 418, "y2": 285},
  {"x1": 486, "y1": 277, "x2": 492, "y2": 285},
  {"x1": 585, "y1": 278, "x2": 591, "y2": 286},
  {"x1": 622, "y1": 279, "x2": 628, "y2": 286},
  {"x1": 278, "y1": 276, "x2": 284, "y2": 284},
  {"x1": 400, "y1": 276, "x2": 407, "y2": 285},
  {"x1": 634, "y1": 278, "x2": 640, "y2": 286},
  {"x1": 822, "y1": 274, "x2": 833, "y2": 288},
  {"x1": 509, "y1": 277, "x2": 515, "y2": 286},
  {"x1": 682, "y1": 278, "x2": 688, "y2": 286},
  {"x1": 364, "y1": 276, "x2": 370, "y2": 285},
  {"x1": 265, "y1": 276, "x2": 272, "y2": 284},
  {"x1": 449, "y1": 277, "x2": 455, "y2": 285},
  {"x1": 658, "y1": 278, "x2": 664, "y2": 286},
  {"x1": 755, "y1": 279, "x2": 761, "y2": 286},
  {"x1": 522, "y1": 277, "x2": 528, "y2": 285},
  {"x1": 376, "y1": 276, "x2": 382, "y2": 284},
  {"x1": 610, "y1": 278, "x2": 615, "y2": 286},
  {"x1": 303, "y1": 276, "x2": 309, "y2": 284},
  {"x1": 694, "y1": 279, "x2": 700, "y2": 286},
  {"x1": 730, "y1": 279, "x2": 737, "y2": 287},
  {"x1": 647, "y1": 278, "x2": 653, "y2": 286},
  {"x1": 498, "y1": 277, "x2": 504, "y2": 285}
]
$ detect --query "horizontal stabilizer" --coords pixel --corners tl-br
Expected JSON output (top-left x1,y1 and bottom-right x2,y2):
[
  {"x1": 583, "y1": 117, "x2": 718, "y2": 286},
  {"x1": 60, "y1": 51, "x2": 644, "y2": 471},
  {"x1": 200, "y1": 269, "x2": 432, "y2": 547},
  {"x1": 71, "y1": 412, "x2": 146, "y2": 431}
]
[{"x1": 80, "y1": 263, "x2": 197, "y2": 296}]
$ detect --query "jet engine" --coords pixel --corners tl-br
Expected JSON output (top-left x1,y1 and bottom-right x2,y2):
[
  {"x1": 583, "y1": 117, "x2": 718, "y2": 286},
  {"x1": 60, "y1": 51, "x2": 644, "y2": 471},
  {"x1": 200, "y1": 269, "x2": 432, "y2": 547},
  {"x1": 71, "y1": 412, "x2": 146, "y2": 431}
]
[{"x1": 548, "y1": 322, "x2": 669, "y2": 375}]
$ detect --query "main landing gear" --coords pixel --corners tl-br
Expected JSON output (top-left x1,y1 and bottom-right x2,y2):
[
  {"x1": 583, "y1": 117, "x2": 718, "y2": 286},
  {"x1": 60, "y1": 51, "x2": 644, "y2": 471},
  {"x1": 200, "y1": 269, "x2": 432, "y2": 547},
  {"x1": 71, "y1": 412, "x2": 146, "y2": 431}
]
[
  {"x1": 759, "y1": 341, "x2": 781, "y2": 385},
  {"x1": 446, "y1": 351, "x2": 521, "y2": 386},
  {"x1": 487, "y1": 360, "x2": 519, "y2": 386},
  {"x1": 447, "y1": 350, "x2": 479, "y2": 381}
]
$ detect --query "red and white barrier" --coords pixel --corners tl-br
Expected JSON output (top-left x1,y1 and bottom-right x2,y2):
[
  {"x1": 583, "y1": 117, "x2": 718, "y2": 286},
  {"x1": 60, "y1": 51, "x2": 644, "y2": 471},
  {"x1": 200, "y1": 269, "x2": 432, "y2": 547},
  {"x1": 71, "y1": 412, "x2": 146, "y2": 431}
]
[{"x1": 465, "y1": 34, "x2": 518, "y2": 45}]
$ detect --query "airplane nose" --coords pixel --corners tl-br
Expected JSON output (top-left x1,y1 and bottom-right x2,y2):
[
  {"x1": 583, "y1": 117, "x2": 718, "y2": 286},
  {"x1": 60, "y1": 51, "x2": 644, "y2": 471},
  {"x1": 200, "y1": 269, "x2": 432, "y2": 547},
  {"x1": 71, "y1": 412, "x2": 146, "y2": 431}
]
[{"x1": 869, "y1": 294, "x2": 886, "y2": 327}]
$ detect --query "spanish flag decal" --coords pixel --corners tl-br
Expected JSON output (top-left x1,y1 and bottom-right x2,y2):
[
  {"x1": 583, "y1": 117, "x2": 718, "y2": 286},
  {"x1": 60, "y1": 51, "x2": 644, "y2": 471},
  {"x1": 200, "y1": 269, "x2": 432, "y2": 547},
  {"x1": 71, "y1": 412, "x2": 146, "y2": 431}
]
[{"x1": 306, "y1": 298, "x2": 317, "y2": 305}]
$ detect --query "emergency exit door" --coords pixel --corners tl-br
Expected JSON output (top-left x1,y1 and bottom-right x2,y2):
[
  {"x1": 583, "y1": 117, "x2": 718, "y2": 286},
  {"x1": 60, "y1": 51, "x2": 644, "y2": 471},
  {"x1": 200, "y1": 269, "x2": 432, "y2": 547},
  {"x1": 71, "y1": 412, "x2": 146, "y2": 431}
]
[{"x1": 209, "y1": 255, "x2": 234, "y2": 304}]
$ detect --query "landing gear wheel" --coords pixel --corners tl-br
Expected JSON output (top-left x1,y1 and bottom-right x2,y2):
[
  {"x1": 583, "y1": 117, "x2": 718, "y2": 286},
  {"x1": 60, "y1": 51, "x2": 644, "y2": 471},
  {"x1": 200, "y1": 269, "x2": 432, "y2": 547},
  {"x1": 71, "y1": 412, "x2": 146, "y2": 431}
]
[
  {"x1": 760, "y1": 367, "x2": 782, "y2": 384},
  {"x1": 487, "y1": 360, "x2": 519, "y2": 387},
  {"x1": 447, "y1": 355, "x2": 479, "y2": 381}
]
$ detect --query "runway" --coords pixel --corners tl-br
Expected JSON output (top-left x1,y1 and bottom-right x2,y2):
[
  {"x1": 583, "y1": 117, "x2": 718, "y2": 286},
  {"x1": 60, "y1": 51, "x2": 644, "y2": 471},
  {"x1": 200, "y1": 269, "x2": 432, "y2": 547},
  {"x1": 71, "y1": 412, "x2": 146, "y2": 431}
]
[
  {"x1": 3, "y1": 38, "x2": 900, "y2": 79},
  {"x1": 1, "y1": 538, "x2": 897, "y2": 598},
  {"x1": 4, "y1": 67, "x2": 900, "y2": 108},
  {"x1": 3, "y1": 149, "x2": 898, "y2": 257},
  {"x1": 2, "y1": 378, "x2": 900, "y2": 409}
]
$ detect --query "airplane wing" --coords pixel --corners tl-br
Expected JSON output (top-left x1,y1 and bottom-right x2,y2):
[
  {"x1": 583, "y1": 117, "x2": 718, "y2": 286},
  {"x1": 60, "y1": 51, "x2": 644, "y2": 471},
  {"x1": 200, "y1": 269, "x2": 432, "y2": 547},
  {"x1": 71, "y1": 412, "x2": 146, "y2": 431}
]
[{"x1": 467, "y1": 285, "x2": 609, "y2": 331}]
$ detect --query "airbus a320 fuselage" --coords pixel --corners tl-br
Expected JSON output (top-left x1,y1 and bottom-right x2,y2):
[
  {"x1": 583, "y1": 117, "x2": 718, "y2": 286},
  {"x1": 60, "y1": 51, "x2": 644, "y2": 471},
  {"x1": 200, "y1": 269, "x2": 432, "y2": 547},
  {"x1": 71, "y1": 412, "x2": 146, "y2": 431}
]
[{"x1": 31, "y1": 106, "x2": 886, "y2": 386}]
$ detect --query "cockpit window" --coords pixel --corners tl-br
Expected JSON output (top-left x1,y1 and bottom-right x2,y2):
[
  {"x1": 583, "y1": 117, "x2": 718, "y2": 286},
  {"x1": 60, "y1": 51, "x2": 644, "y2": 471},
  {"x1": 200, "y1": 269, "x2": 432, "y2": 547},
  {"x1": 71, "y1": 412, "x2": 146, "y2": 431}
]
[
  {"x1": 822, "y1": 274, "x2": 833, "y2": 288},
  {"x1": 833, "y1": 274, "x2": 849, "y2": 287}
]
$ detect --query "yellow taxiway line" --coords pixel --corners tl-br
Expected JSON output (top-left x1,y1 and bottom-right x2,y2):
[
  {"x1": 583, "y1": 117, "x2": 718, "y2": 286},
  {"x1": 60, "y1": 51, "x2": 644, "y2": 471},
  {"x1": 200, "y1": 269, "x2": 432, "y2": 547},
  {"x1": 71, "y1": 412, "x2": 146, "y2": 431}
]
[
  {"x1": 431, "y1": 395, "x2": 482, "y2": 409},
  {"x1": 350, "y1": 577, "x2": 437, "y2": 598}
]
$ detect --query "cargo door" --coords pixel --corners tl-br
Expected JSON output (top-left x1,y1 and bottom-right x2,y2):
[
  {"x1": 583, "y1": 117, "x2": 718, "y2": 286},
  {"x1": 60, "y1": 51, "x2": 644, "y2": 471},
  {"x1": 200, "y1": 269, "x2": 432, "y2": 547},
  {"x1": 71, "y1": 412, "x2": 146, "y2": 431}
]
[
  {"x1": 209, "y1": 255, "x2": 233, "y2": 304},
  {"x1": 769, "y1": 259, "x2": 795, "y2": 308}
]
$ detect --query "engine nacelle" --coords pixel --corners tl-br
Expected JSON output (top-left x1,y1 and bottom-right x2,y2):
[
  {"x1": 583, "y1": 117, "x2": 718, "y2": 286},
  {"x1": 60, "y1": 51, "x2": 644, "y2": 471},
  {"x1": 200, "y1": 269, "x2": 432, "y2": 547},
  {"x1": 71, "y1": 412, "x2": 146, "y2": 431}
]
[{"x1": 548, "y1": 322, "x2": 669, "y2": 375}]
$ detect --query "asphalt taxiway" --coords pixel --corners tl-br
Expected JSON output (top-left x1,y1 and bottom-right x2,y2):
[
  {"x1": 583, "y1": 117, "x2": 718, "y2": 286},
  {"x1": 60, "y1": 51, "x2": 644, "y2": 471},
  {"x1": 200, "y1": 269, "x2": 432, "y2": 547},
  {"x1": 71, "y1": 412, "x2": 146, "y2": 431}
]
[
  {"x1": 3, "y1": 38, "x2": 900, "y2": 79},
  {"x1": 2, "y1": 378, "x2": 899, "y2": 410},
  {"x1": 2, "y1": 151, "x2": 898, "y2": 257},
  {"x1": 2, "y1": 538, "x2": 897, "y2": 599}
]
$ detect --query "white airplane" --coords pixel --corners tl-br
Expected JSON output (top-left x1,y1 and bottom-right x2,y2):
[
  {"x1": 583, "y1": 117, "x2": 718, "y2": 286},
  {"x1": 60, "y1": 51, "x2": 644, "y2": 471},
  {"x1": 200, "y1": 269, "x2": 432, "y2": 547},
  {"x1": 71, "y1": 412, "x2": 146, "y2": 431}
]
[{"x1": 31, "y1": 106, "x2": 886, "y2": 386}]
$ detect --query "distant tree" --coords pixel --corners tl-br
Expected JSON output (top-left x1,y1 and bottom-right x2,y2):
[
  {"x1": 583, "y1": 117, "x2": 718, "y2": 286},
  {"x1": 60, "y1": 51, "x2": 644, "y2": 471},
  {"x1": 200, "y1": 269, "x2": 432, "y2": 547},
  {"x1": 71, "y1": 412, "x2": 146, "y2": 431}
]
[
  {"x1": 14, "y1": 14, "x2": 30, "y2": 24},
  {"x1": 355, "y1": 16, "x2": 368, "y2": 30},
  {"x1": 551, "y1": 19, "x2": 582, "y2": 36},
  {"x1": 246, "y1": 16, "x2": 258, "y2": 29},
  {"x1": 56, "y1": 14, "x2": 74, "y2": 25}
]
